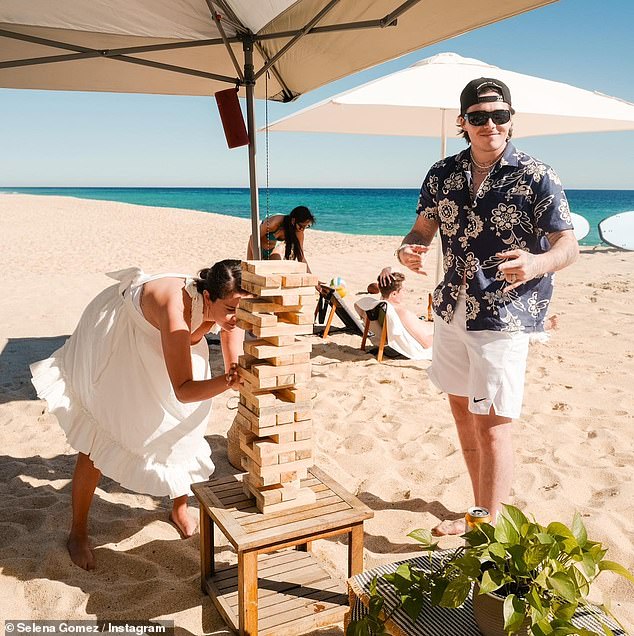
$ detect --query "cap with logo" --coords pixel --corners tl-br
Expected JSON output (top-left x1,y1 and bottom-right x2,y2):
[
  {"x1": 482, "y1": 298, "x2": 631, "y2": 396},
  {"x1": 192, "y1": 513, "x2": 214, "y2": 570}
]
[{"x1": 460, "y1": 77, "x2": 513, "y2": 115}]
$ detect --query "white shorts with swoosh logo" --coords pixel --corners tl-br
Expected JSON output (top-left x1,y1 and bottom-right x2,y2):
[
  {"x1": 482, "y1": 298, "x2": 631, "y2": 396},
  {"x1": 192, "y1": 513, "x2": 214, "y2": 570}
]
[{"x1": 427, "y1": 289, "x2": 530, "y2": 419}]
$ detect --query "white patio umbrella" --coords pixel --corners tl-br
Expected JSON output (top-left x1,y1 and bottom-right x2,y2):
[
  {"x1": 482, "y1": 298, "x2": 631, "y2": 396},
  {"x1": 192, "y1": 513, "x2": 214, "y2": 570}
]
[
  {"x1": 264, "y1": 51, "x2": 634, "y2": 276},
  {"x1": 0, "y1": 3, "x2": 557, "y2": 255}
]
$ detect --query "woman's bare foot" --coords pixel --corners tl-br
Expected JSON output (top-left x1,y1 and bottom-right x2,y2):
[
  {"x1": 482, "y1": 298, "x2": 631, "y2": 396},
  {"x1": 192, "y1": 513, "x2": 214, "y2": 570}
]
[
  {"x1": 67, "y1": 532, "x2": 95, "y2": 570},
  {"x1": 169, "y1": 497, "x2": 197, "y2": 538},
  {"x1": 431, "y1": 518, "x2": 466, "y2": 537}
]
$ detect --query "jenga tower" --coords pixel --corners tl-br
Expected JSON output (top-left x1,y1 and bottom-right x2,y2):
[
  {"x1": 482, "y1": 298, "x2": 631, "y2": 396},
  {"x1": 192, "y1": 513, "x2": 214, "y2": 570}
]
[{"x1": 233, "y1": 260, "x2": 319, "y2": 513}]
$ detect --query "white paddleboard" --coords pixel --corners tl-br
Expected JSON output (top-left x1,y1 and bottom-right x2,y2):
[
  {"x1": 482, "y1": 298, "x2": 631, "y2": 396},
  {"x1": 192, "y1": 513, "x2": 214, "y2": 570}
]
[
  {"x1": 570, "y1": 212, "x2": 590, "y2": 241},
  {"x1": 599, "y1": 211, "x2": 634, "y2": 251}
]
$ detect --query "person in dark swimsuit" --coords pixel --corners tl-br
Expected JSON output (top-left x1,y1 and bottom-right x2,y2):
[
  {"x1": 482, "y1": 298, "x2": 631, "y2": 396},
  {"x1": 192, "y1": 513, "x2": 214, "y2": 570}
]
[{"x1": 246, "y1": 206, "x2": 315, "y2": 271}]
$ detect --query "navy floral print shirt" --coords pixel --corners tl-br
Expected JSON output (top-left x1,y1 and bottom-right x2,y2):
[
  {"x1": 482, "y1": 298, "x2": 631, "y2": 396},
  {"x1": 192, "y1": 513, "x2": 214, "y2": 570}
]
[{"x1": 417, "y1": 142, "x2": 573, "y2": 332}]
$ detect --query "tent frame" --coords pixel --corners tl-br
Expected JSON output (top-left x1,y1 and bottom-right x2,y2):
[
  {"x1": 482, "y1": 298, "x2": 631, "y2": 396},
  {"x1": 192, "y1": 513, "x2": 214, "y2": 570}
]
[{"x1": 0, "y1": 0, "x2": 422, "y2": 256}]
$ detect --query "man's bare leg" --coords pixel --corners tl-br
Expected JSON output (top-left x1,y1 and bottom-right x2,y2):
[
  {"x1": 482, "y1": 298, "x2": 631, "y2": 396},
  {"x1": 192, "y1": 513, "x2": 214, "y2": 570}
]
[
  {"x1": 68, "y1": 452, "x2": 101, "y2": 570},
  {"x1": 474, "y1": 410, "x2": 514, "y2": 523},
  {"x1": 169, "y1": 495, "x2": 197, "y2": 538},
  {"x1": 433, "y1": 395, "x2": 480, "y2": 536}
]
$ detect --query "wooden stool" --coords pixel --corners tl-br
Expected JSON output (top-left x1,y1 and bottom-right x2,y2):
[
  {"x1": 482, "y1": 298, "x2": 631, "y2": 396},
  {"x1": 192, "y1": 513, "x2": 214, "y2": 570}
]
[{"x1": 192, "y1": 466, "x2": 373, "y2": 636}]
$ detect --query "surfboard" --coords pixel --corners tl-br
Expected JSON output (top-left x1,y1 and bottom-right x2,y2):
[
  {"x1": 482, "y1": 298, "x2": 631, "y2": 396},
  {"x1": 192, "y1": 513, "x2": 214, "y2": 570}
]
[
  {"x1": 570, "y1": 212, "x2": 590, "y2": 241},
  {"x1": 598, "y1": 211, "x2": 634, "y2": 251}
]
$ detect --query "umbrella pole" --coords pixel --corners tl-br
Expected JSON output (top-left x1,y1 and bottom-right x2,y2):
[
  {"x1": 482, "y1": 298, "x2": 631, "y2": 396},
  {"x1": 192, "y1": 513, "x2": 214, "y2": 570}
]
[
  {"x1": 244, "y1": 39, "x2": 261, "y2": 259},
  {"x1": 434, "y1": 110, "x2": 447, "y2": 284}
]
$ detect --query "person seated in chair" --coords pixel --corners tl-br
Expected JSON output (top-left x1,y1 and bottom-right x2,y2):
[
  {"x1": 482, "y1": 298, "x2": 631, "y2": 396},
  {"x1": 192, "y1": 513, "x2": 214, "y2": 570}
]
[{"x1": 355, "y1": 269, "x2": 433, "y2": 350}]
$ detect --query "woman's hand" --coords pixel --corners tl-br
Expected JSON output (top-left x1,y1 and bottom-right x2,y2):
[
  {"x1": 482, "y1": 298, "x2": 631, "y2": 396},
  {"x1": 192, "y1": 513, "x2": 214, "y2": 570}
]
[{"x1": 224, "y1": 363, "x2": 241, "y2": 389}]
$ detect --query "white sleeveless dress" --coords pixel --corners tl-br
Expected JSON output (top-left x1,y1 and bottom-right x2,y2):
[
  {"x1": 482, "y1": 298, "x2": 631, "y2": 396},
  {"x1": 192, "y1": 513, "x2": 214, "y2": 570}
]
[{"x1": 30, "y1": 267, "x2": 215, "y2": 498}]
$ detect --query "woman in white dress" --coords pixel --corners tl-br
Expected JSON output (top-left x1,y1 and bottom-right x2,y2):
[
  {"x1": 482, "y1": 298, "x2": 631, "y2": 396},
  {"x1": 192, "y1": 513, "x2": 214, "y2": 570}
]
[{"x1": 31, "y1": 259, "x2": 247, "y2": 570}]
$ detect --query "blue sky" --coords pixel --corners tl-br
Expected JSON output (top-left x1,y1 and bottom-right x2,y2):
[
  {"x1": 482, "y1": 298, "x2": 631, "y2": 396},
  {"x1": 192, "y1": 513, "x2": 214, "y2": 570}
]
[{"x1": 1, "y1": 0, "x2": 633, "y2": 190}]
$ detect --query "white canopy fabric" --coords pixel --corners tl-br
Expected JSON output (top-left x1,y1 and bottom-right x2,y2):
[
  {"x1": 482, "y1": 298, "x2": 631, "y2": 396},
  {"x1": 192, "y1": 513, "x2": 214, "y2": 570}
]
[
  {"x1": 0, "y1": 2, "x2": 557, "y2": 101},
  {"x1": 265, "y1": 51, "x2": 634, "y2": 135}
]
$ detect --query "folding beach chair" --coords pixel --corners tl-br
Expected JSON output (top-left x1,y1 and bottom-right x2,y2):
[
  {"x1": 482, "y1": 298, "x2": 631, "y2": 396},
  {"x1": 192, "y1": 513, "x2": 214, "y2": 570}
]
[
  {"x1": 360, "y1": 301, "x2": 389, "y2": 362},
  {"x1": 315, "y1": 284, "x2": 365, "y2": 338},
  {"x1": 355, "y1": 296, "x2": 433, "y2": 363}
]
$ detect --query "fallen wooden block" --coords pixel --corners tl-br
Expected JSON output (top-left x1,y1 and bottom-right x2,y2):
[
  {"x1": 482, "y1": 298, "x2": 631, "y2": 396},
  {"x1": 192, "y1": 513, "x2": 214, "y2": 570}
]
[{"x1": 281, "y1": 273, "x2": 319, "y2": 288}]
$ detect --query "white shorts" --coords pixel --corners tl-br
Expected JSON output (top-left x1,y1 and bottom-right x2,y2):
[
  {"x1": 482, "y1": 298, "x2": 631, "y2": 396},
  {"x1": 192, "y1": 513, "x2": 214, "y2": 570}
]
[{"x1": 428, "y1": 290, "x2": 529, "y2": 419}]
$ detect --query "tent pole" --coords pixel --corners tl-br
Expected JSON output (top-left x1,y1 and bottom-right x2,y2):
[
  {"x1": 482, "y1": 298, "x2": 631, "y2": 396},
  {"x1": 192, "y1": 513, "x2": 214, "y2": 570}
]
[{"x1": 244, "y1": 38, "x2": 261, "y2": 259}]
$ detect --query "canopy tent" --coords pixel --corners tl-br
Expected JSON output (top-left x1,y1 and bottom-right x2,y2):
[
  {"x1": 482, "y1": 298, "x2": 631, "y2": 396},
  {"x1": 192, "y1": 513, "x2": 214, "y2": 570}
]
[
  {"x1": 0, "y1": 2, "x2": 558, "y2": 255},
  {"x1": 264, "y1": 51, "x2": 634, "y2": 276}
]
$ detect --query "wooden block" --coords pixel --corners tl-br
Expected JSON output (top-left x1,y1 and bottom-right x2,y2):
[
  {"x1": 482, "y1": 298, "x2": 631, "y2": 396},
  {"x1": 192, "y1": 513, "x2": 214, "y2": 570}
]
[
  {"x1": 238, "y1": 384, "x2": 277, "y2": 407},
  {"x1": 239, "y1": 298, "x2": 304, "y2": 313},
  {"x1": 269, "y1": 352, "x2": 312, "y2": 366},
  {"x1": 242, "y1": 456, "x2": 299, "y2": 486},
  {"x1": 247, "y1": 455, "x2": 313, "y2": 478},
  {"x1": 237, "y1": 365, "x2": 277, "y2": 390},
  {"x1": 248, "y1": 322, "x2": 309, "y2": 338},
  {"x1": 257, "y1": 487, "x2": 317, "y2": 513},
  {"x1": 251, "y1": 419, "x2": 312, "y2": 439},
  {"x1": 244, "y1": 339, "x2": 312, "y2": 360},
  {"x1": 243, "y1": 260, "x2": 307, "y2": 274},
  {"x1": 294, "y1": 426, "x2": 313, "y2": 441},
  {"x1": 238, "y1": 353, "x2": 258, "y2": 370},
  {"x1": 235, "y1": 307, "x2": 278, "y2": 327},
  {"x1": 256, "y1": 400, "x2": 312, "y2": 418},
  {"x1": 278, "y1": 450, "x2": 296, "y2": 463},
  {"x1": 295, "y1": 410, "x2": 312, "y2": 422},
  {"x1": 237, "y1": 403, "x2": 276, "y2": 428},
  {"x1": 279, "y1": 311, "x2": 315, "y2": 325},
  {"x1": 276, "y1": 387, "x2": 312, "y2": 403},
  {"x1": 262, "y1": 335, "x2": 297, "y2": 347},
  {"x1": 253, "y1": 362, "x2": 311, "y2": 379},
  {"x1": 241, "y1": 270, "x2": 282, "y2": 289},
  {"x1": 242, "y1": 282, "x2": 315, "y2": 299},
  {"x1": 281, "y1": 273, "x2": 319, "y2": 288}
]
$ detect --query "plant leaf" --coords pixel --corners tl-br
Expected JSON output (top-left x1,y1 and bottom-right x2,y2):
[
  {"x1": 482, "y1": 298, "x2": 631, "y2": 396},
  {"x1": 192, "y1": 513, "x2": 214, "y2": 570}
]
[
  {"x1": 503, "y1": 594, "x2": 526, "y2": 634},
  {"x1": 526, "y1": 586, "x2": 548, "y2": 623},
  {"x1": 494, "y1": 514, "x2": 520, "y2": 544},
  {"x1": 599, "y1": 560, "x2": 634, "y2": 584},
  {"x1": 571, "y1": 513, "x2": 588, "y2": 547},
  {"x1": 546, "y1": 522, "x2": 576, "y2": 540},
  {"x1": 524, "y1": 543, "x2": 551, "y2": 570},
  {"x1": 487, "y1": 542, "x2": 507, "y2": 561},
  {"x1": 439, "y1": 576, "x2": 471, "y2": 608},
  {"x1": 479, "y1": 569, "x2": 505, "y2": 594},
  {"x1": 407, "y1": 528, "x2": 439, "y2": 550},
  {"x1": 502, "y1": 504, "x2": 530, "y2": 535},
  {"x1": 553, "y1": 601, "x2": 577, "y2": 621},
  {"x1": 401, "y1": 594, "x2": 425, "y2": 621},
  {"x1": 548, "y1": 572, "x2": 578, "y2": 603}
]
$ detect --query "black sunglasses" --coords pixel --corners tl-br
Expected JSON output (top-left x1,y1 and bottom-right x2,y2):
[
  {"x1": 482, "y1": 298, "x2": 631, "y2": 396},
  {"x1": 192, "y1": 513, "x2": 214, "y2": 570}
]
[{"x1": 464, "y1": 109, "x2": 512, "y2": 126}]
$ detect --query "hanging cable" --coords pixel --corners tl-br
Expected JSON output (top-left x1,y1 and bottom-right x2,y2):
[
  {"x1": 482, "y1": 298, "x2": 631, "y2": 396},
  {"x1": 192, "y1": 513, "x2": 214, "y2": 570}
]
[{"x1": 264, "y1": 69, "x2": 271, "y2": 259}]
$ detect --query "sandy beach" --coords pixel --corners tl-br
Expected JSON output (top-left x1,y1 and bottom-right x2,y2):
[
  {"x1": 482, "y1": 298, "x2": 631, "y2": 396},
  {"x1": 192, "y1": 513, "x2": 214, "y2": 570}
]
[{"x1": 1, "y1": 193, "x2": 632, "y2": 634}]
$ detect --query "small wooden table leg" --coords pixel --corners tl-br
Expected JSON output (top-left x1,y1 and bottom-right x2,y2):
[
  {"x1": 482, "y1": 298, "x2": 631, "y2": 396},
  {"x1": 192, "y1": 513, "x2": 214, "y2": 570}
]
[
  {"x1": 238, "y1": 550, "x2": 259, "y2": 636},
  {"x1": 199, "y1": 508, "x2": 213, "y2": 591},
  {"x1": 348, "y1": 523, "x2": 365, "y2": 577}
]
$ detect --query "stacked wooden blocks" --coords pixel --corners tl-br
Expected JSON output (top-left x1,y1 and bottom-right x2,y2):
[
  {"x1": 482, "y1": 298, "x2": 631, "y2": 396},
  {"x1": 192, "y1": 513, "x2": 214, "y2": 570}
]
[{"x1": 235, "y1": 260, "x2": 319, "y2": 513}]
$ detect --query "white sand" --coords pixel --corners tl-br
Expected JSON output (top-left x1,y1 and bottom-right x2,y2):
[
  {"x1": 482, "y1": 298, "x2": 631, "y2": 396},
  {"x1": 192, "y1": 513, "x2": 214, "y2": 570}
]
[{"x1": 1, "y1": 193, "x2": 632, "y2": 633}]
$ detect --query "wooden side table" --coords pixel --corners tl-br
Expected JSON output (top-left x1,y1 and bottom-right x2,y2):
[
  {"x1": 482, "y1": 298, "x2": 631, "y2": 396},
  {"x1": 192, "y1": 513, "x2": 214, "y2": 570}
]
[{"x1": 192, "y1": 466, "x2": 373, "y2": 636}]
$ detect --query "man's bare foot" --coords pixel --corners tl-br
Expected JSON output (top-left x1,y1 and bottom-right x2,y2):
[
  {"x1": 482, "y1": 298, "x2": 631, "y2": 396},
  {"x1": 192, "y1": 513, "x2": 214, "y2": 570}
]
[
  {"x1": 431, "y1": 518, "x2": 466, "y2": 537},
  {"x1": 169, "y1": 508, "x2": 197, "y2": 538},
  {"x1": 67, "y1": 532, "x2": 95, "y2": 570}
]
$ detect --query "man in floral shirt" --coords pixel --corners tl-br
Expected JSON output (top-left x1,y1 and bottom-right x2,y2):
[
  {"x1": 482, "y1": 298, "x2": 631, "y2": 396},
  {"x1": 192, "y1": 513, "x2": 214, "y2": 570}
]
[{"x1": 395, "y1": 78, "x2": 578, "y2": 535}]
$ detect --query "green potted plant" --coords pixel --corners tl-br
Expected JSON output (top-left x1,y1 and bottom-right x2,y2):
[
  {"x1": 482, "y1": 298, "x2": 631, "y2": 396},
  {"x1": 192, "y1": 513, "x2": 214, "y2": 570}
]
[{"x1": 347, "y1": 504, "x2": 634, "y2": 636}]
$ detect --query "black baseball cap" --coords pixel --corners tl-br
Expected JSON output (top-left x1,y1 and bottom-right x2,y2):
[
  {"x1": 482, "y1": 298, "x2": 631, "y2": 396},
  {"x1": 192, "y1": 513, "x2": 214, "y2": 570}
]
[{"x1": 460, "y1": 78, "x2": 513, "y2": 115}]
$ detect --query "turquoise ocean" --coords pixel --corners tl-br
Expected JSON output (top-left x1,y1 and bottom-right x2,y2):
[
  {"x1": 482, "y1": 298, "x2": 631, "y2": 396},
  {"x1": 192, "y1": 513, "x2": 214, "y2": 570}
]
[{"x1": 3, "y1": 187, "x2": 633, "y2": 246}]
